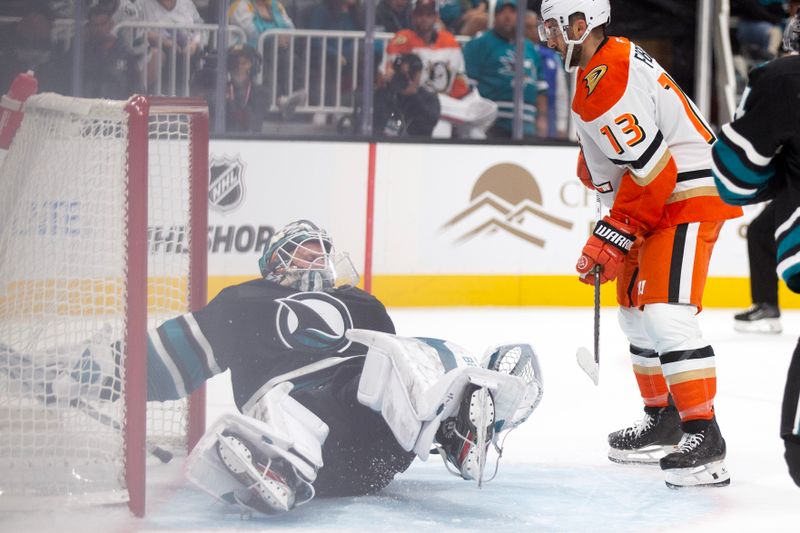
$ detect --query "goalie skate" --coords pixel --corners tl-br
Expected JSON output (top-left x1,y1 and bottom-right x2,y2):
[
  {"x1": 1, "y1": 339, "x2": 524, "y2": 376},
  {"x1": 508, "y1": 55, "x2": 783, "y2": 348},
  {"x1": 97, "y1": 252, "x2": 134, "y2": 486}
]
[
  {"x1": 436, "y1": 384, "x2": 495, "y2": 485},
  {"x1": 216, "y1": 431, "x2": 298, "y2": 514}
]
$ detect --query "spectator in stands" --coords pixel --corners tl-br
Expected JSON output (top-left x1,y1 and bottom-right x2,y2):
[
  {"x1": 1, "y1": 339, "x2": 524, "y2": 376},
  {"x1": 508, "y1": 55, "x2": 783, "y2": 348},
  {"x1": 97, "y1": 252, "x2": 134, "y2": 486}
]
[
  {"x1": 373, "y1": 53, "x2": 440, "y2": 137},
  {"x1": 139, "y1": 0, "x2": 207, "y2": 93},
  {"x1": 306, "y1": 0, "x2": 362, "y2": 114},
  {"x1": 107, "y1": 0, "x2": 150, "y2": 58},
  {"x1": 308, "y1": 0, "x2": 362, "y2": 37},
  {"x1": 525, "y1": 10, "x2": 567, "y2": 139},
  {"x1": 383, "y1": 0, "x2": 496, "y2": 138},
  {"x1": 193, "y1": 0, "x2": 216, "y2": 22},
  {"x1": 224, "y1": 44, "x2": 270, "y2": 132},
  {"x1": 439, "y1": 0, "x2": 487, "y2": 36},
  {"x1": 0, "y1": 1, "x2": 56, "y2": 93},
  {"x1": 228, "y1": 0, "x2": 295, "y2": 49},
  {"x1": 733, "y1": 0, "x2": 788, "y2": 61},
  {"x1": 376, "y1": 0, "x2": 412, "y2": 32},
  {"x1": 228, "y1": 0, "x2": 306, "y2": 117},
  {"x1": 463, "y1": 0, "x2": 546, "y2": 138},
  {"x1": 75, "y1": 5, "x2": 144, "y2": 99},
  {"x1": 48, "y1": 0, "x2": 74, "y2": 18}
]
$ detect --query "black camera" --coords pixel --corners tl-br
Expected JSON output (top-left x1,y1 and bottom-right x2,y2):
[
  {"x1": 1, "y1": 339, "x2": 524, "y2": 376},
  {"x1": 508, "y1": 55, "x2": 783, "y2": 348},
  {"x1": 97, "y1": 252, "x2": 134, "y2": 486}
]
[{"x1": 389, "y1": 53, "x2": 423, "y2": 93}]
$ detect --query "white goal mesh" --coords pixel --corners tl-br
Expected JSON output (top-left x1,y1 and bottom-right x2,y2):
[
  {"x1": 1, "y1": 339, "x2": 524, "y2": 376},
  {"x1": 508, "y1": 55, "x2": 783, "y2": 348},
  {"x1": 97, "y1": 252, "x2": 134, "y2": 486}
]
[{"x1": 0, "y1": 94, "x2": 208, "y2": 512}]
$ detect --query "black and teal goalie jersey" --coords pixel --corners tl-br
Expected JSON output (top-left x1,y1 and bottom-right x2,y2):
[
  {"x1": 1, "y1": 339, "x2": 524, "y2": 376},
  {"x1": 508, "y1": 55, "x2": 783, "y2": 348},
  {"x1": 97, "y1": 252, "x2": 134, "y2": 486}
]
[{"x1": 146, "y1": 279, "x2": 395, "y2": 410}]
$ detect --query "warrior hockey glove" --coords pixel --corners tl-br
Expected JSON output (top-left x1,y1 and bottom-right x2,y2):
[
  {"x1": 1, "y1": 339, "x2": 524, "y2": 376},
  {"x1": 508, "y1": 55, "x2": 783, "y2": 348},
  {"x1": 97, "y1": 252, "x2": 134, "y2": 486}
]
[{"x1": 576, "y1": 216, "x2": 638, "y2": 285}]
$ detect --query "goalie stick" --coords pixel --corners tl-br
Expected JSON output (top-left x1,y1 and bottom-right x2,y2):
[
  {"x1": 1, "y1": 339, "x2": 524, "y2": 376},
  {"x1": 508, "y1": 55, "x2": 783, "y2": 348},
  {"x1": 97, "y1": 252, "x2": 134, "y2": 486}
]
[
  {"x1": 576, "y1": 192, "x2": 602, "y2": 385},
  {"x1": 0, "y1": 343, "x2": 173, "y2": 463}
]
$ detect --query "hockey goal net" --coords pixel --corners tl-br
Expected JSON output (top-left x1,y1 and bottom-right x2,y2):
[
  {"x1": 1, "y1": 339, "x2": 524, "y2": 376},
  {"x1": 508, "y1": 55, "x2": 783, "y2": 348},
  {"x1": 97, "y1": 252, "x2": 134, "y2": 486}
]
[{"x1": 0, "y1": 94, "x2": 208, "y2": 516}]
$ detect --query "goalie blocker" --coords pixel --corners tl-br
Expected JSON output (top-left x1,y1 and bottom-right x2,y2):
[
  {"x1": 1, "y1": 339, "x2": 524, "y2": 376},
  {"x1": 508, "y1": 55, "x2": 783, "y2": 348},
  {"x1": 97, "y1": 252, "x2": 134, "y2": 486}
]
[{"x1": 186, "y1": 329, "x2": 543, "y2": 515}]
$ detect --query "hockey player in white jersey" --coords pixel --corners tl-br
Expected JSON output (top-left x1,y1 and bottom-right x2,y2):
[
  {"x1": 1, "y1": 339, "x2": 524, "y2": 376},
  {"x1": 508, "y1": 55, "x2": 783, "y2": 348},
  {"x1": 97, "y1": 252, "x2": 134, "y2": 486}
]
[{"x1": 539, "y1": 0, "x2": 742, "y2": 488}]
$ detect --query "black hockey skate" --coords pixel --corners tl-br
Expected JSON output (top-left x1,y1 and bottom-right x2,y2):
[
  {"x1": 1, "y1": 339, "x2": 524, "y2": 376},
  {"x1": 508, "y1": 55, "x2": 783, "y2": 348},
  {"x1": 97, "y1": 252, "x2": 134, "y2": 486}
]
[
  {"x1": 435, "y1": 383, "x2": 495, "y2": 484},
  {"x1": 660, "y1": 417, "x2": 730, "y2": 488},
  {"x1": 734, "y1": 303, "x2": 782, "y2": 333},
  {"x1": 216, "y1": 431, "x2": 305, "y2": 514},
  {"x1": 607, "y1": 405, "x2": 682, "y2": 465}
]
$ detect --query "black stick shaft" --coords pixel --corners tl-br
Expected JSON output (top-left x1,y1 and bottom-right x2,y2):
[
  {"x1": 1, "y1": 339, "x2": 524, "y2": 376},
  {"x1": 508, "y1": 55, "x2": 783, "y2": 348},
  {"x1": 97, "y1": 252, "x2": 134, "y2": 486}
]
[{"x1": 594, "y1": 265, "x2": 600, "y2": 367}]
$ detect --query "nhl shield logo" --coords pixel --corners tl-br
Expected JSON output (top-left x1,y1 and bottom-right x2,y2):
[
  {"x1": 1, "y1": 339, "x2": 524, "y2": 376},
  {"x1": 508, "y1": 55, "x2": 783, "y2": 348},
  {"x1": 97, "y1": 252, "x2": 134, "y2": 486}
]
[{"x1": 209, "y1": 154, "x2": 246, "y2": 212}]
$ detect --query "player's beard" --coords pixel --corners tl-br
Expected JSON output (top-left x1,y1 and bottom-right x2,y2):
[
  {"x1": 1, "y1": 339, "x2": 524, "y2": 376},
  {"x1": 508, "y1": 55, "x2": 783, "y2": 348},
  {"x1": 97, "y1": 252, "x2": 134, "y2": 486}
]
[{"x1": 568, "y1": 42, "x2": 584, "y2": 69}]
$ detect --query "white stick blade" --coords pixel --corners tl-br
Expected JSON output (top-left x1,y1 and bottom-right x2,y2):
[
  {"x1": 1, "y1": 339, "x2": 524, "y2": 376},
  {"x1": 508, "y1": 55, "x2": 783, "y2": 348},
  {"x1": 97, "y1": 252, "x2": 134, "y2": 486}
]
[{"x1": 576, "y1": 347, "x2": 599, "y2": 385}]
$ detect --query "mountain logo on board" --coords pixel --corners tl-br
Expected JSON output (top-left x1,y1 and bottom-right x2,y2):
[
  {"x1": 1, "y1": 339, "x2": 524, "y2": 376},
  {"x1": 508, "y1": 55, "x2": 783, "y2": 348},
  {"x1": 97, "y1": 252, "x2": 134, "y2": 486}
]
[{"x1": 442, "y1": 163, "x2": 573, "y2": 247}]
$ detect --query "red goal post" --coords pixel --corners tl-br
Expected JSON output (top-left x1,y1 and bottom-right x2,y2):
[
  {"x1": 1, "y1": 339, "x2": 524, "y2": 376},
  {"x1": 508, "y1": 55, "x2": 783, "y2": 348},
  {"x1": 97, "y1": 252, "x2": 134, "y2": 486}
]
[{"x1": 0, "y1": 94, "x2": 209, "y2": 517}]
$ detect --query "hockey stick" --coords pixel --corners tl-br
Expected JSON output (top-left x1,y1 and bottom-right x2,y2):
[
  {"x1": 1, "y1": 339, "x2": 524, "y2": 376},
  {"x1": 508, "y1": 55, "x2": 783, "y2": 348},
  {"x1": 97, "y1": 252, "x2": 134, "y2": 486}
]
[
  {"x1": 576, "y1": 192, "x2": 602, "y2": 385},
  {"x1": 0, "y1": 344, "x2": 173, "y2": 463}
]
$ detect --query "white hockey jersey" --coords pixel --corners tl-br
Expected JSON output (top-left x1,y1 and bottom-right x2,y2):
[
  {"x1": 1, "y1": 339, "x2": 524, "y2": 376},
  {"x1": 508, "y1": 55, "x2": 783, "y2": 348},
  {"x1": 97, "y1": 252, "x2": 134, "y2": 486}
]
[
  {"x1": 573, "y1": 37, "x2": 740, "y2": 231},
  {"x1": 383, "y1": 29, "x2": 471, "y2": 99}
]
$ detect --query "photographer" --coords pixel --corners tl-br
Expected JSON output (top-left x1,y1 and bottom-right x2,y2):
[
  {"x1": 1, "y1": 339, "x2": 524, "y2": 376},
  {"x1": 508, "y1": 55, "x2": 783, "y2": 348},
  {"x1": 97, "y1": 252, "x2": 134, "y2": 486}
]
[{"x1": 373, "y1": 53, "x2": 441, "y2": 137}]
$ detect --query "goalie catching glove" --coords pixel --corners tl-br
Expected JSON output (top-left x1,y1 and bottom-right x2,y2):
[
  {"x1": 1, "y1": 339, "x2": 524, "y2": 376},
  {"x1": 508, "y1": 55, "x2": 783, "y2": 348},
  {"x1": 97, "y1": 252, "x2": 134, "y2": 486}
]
[{"x1": 577, "y1": 216, "x2": 639, "y2": 285}]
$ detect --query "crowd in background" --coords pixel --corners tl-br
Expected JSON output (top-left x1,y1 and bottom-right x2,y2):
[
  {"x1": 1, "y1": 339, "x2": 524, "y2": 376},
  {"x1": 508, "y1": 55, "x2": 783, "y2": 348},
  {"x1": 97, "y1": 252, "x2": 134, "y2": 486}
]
[{"x1": 0, "y1": 0, "x2": 798, "y2": 138}]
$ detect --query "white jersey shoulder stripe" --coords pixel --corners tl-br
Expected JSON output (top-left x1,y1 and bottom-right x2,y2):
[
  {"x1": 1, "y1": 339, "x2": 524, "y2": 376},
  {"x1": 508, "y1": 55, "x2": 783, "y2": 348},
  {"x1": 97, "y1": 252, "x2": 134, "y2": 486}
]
[
  {"x1": 721, "y1": 123, "x2": 773, "y2": 167},
  {"x1": 148, "y1": 329, "x2": 188, "y2": 398},
  {"x1": 711, "y1": 158, "x2": 758, "y2": 196},
  {"x1": 183, "y1": 313, "x2": 222, "y2": 376}
]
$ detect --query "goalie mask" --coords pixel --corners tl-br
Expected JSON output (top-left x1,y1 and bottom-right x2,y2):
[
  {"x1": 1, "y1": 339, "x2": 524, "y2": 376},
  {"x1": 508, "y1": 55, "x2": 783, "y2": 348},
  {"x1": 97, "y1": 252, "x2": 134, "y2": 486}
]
[
  {"x1": 258, "y1": 220, "x2": 359, "y2": 291},
  {"x1": 784, "y1": 13, "x2": 800, "y2": 53},
  {"x1": 538, "y1": 0, "x2": 610, "y2": 72}
]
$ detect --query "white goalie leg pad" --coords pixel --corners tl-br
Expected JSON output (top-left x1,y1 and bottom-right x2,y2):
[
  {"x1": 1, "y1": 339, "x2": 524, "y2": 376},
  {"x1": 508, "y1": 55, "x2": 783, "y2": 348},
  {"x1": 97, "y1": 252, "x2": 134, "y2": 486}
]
[
  {"x1": 346, "y1": 329, "x2": 529, "y2": 460},
  {"x1": 242, "y1": 381, "x2": 329, "y2": 480},
  {"x1": 641, "y1": 303, "x2": 705, "y2": 354},
  {"x1": 349, "y1": 329, "x2": 450, "y2": 452},
  {"x1": 185, "y1": 383, "x2": 328, "y2": 515}
]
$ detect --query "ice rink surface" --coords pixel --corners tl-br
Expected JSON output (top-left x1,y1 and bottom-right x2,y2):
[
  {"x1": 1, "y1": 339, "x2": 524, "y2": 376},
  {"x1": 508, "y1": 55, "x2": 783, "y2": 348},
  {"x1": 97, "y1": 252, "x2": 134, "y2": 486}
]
[{"x1": 3, "y1": 306, "x2": 800, "y2": 533}]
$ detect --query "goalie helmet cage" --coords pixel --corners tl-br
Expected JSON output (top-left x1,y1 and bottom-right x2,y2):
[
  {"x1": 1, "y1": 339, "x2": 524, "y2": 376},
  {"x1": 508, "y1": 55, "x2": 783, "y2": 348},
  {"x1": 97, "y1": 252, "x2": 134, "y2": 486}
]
[{"x1": 0, "y1": 94, "x2": 209, "y2": 517}]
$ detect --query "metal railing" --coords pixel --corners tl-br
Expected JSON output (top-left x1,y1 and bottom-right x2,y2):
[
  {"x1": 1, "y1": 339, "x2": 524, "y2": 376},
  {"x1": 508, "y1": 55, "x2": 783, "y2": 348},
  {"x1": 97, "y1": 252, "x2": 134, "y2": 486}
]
[
  {"x1": 255, "y1": 28, "x2": 470, "y2": 115},
  {"x1": 112, "y1": 22, "x2": 246, "y2": 97},
  {"x1": 1, "y1": 12, "x2": 729, "y2": 137}
]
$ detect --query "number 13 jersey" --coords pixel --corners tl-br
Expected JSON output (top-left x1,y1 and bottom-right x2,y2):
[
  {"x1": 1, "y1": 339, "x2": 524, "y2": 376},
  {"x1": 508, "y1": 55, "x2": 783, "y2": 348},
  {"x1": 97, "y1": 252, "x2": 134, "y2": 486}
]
[{"x1": 573, "y1": 36, "x2": 741, "y2": 231}]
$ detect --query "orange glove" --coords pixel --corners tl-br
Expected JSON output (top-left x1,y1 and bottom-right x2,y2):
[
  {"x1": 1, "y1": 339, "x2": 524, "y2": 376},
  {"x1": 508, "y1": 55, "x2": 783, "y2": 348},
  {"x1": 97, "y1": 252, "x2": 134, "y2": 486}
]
[
  {"x1": 576, "y1": 216, "x2": 638, "y2": 285},
  {"x1": 576, "y1": 150, "x2": 597, "y2": 191}
]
